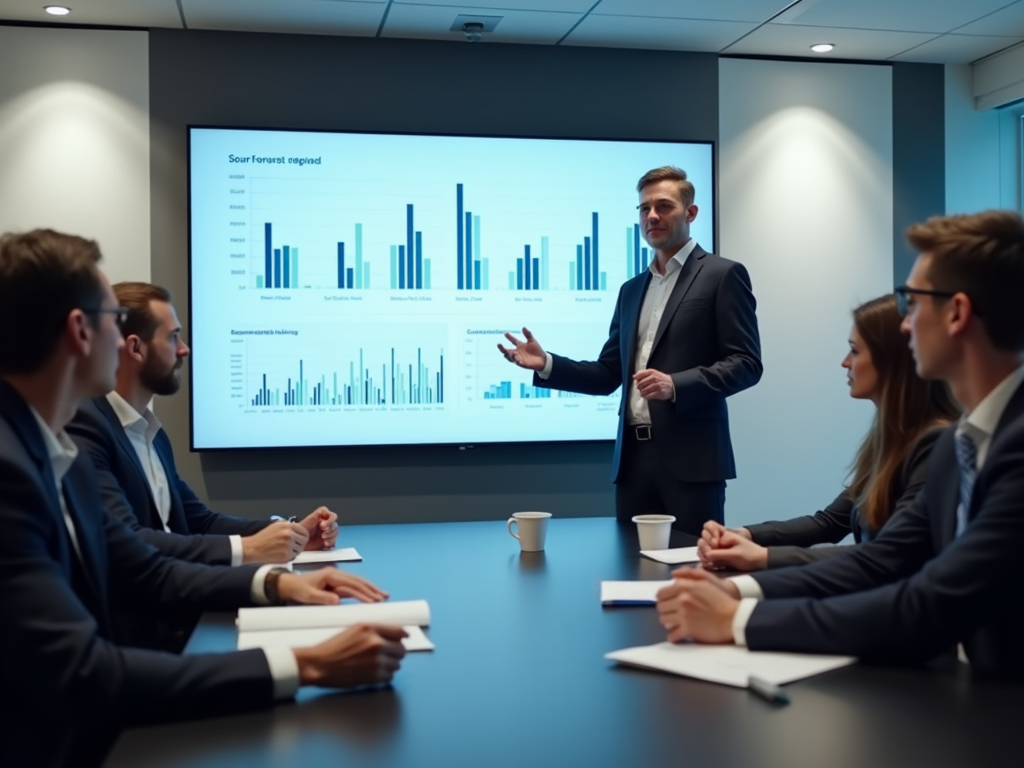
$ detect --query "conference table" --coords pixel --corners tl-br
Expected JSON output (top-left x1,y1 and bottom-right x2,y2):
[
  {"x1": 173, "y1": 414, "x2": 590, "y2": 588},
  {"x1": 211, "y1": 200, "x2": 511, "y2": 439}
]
[{"x1": 106, "y1": 518, "x2": 1018, "y2": 768}]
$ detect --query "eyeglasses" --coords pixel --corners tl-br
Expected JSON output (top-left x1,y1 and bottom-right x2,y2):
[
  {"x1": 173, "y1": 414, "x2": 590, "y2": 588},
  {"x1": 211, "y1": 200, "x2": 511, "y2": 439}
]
[
  {"x1": 84, "y1": 306, "x2": 129, "y2": 327},
  {"x1": 893, "y1": 286, "x2": 956, "y2": 317}
]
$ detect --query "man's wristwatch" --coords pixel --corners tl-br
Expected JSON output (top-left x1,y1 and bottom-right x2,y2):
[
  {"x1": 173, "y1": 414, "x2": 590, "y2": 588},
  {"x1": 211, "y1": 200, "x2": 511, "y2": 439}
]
[{"x1": 263, "y1": 566, "x2": 290, "y2": 605}]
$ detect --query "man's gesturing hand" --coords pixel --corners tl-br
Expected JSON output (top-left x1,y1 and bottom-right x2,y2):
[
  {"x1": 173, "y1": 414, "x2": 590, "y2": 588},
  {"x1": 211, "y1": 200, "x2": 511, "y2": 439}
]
[
  {"x1": 633, "y1": 368, "x2": 675, "y2": 401},
  {"x1": 497, "y1": 327, "x2": 547, "y2": 371},
  {"x1": 299, "y1": 506, "x2": 339, "y2": 550},
  {"x1": 242, "y1": 521, "x2": 310, "y2": 564},
  {"x1": 277, "y1": 568, "x2": 389, "y2": 605},
  {"x1": 294, "y1": 624, "x2": 408, "y2": 688},
  {"x1": 656, "y1": 569, "x2": 740, "y2": 644}
]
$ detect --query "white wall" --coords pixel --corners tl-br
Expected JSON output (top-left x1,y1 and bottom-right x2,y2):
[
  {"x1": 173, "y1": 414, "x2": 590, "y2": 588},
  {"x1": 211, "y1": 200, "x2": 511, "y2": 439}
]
[
  {"x1": 0, "y1": 27, "x2": 150, "y2": 282},
  {"x1": 945, "y1": 64, "x2": 1021, "y2": 215},
  {"x1": 719, "y1": 58, "x2": 895, "y2": 529}
]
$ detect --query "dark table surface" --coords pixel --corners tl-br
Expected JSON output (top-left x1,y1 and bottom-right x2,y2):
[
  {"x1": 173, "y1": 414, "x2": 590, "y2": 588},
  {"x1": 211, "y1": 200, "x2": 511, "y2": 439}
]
[{"x1": 105, "y1": 518, "x2": 1020, "y2": 768}]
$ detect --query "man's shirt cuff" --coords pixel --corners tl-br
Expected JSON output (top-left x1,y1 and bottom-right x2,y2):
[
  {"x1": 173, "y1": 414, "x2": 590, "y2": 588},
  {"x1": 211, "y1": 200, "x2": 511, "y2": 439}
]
[
  {"x1": 538, "y1": 353, "x2": 553, "y2": 379},
  {"x1": 229, "y1": 535, "x2": 243, "y2": 566},
  {"x1": 263, "y1": 647, "x2": 300, "y2": 700},
  {"x1": 250, "y1": 563, "x2": 278, "y2": 604},
  {"x1": 729, "y1": 574, "x2": 765, "y2": 600},
  {"x1": 732, "y1": 597, "x2": 759, "y2": 647}
]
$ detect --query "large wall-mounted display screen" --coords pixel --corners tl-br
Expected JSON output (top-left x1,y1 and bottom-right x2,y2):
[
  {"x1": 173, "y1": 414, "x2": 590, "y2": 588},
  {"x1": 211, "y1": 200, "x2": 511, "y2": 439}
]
[{"x1": 188, "y1": 127, "x2": 714, "y2": 449}]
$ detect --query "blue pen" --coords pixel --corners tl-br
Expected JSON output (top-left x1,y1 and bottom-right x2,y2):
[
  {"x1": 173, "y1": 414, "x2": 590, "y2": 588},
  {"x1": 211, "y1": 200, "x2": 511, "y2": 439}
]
[{"x1": 748, "y1": 675, "x2": 790, "y2": 705}]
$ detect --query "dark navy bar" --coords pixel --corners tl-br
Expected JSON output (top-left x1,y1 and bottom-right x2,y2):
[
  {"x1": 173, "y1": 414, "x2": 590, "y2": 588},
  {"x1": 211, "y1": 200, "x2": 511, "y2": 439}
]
[
  {"x1": 456, "y1": 183, "x2": 464, "y2": 290},
  {"x1": 584, "y1": 237, "x2": 591, "y2": 291},
  {"x1": 264, "y1": 223, "x2": 272, "y2": 290},
  {"x1": 273, "y1": 248, "x2": 281, "y2": 289},
  {"x1": 591, "y1": 212, "x2": 599, "y2": 289},
  {"x1": 634, "y1": 224, "x2": 641, "y2": 277},
  {"x1": 283, "y1": 245, "x2": 290, "y2": 289},
  {"x1": 415, "y1": 231, "x2": 423, "y2": 290},
  {"x1": 524, "y1": 245, "x2": 531, "y2": 291},
  {"x1": 516, "y1": 258, "x2": 524, "y2": 290},
  {"x1": 406, "y1": 204, "x2": 414, "y2": 291},
  {"x1": 398, "y1": 245, "x2": 406, "y2": 289}
]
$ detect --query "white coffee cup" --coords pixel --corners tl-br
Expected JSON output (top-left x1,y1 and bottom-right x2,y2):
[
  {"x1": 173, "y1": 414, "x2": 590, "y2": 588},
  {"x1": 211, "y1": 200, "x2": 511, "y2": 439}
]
[
  {"x1": 632, "y1": 514, "x2": 676, "y2": 551},
  {"x1": 507, "y1": 511, "x2": 552, "y2": 552}
]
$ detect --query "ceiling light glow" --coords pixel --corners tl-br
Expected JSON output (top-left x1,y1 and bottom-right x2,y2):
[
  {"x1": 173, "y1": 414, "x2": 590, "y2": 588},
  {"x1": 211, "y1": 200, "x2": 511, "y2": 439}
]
[
  {"x1": 810, "y1": 43, "x2": 835, "y2": 53},
  {"x1": 44, "y1": 5, "x2": 71, "y2": 15}
]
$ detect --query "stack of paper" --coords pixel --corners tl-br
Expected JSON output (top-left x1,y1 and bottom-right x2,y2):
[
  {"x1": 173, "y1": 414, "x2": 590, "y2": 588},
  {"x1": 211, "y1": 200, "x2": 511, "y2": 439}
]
[
  {"x1": 291, "y1": 547, "x2": 362, "y2": 565},
  {"x1": 606, "y1": 642, "x2": 855, "y2": 687},
  {"x1": 237, "y1": 600, "x2": 434, "y2": 652},
  {"x1": 600, "y1": 580, "x2": 673, "y2": 605},
  {"x1": 639, "y1": 546, "x2": 701, "y2": 565}
]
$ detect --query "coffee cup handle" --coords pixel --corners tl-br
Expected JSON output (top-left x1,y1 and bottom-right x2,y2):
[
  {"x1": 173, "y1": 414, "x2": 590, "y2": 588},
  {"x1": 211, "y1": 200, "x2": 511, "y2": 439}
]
[{"x1": 507, "y1": 517, "x2": 520, "y2": 540}]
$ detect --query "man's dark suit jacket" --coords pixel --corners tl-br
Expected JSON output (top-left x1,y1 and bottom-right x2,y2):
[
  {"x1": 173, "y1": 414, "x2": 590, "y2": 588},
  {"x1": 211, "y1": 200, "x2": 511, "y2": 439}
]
[
  {"x1": 748, "y1": 427, "x2": 942, "y2": 568},
  {"x1": 534, "y1": 245, "x2": 762, "y2": 483},
  {"x1": 0, "y1": 381, "x2": 274, "y2": 768},
  {"x1": 745, "y1": 382, "x2": 1024, "y2": 679},
  {"x1": 67, "y1": 396, "x2": 269, "y2": 565}
]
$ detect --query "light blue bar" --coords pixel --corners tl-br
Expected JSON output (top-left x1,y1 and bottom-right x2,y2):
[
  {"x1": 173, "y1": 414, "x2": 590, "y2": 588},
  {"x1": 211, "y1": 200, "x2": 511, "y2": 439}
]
[
  {"x1": 363, "y1": 263, "x2": 370, "y2": 289},
  {"x1": 508, "y1": 272, "x2": 515, "y2": 290},
  {"x1": 541, "y1": 236, "x2": 549, "y2": 290},
  {"x1": 482, "y1": 258, "x2": 489, "y2": 290},
  {"x1": 390, "y1": 245, "x2": 397, "y2": 289},
  {"x1": 569, "y1": 262, "x2": 576, "y2": 291},
  {"x1": 600, "y1": 272, "x2": 607, "y2": 291},
  {"x1": 424, "y1": 259, "x2": 432, "y2": 290}
]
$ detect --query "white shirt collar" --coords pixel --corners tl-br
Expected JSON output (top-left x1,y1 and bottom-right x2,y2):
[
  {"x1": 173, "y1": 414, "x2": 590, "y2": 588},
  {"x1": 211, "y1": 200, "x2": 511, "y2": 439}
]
[
  {"x1": 106, "y1": 390, "x2": 162, "y2": 440},
  {"x1": 647, "y1": 238, "x2": 698, "y2": 278},
  {"x1": 28, "y1": 407, "x2": 79, "y2": 484},
  {"x1": 963, "y1": 363, "x2": 1024, "y2": 439}
]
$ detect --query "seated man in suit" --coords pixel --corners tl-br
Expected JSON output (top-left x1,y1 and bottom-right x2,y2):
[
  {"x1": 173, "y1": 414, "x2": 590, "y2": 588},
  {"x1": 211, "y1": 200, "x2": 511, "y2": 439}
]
[
  {"x1": 0, "y1": 229, "x2": 408, "y2": 768},
  {"x1": 656, "y1": 210, "x2": 1024, "y2": 679},
  {"x1": 68, "y1": 281, "x2": 338, "y2": 567}
]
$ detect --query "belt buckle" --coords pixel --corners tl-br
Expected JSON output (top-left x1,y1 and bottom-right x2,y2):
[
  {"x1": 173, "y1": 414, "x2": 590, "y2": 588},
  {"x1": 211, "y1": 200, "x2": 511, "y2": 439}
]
[{"x1": 635, "y1": 425, "x2": 652, "y2": 441}]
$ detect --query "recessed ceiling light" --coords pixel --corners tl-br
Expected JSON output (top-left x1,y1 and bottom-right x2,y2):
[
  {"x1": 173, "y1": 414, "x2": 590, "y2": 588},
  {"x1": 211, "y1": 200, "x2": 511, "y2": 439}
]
[
  {"x1": 810, "y1": 43, "x2": 835, "y2": 53},
  {"x1": 44, "y1": 5, "x2": 71, "y2": 15}
]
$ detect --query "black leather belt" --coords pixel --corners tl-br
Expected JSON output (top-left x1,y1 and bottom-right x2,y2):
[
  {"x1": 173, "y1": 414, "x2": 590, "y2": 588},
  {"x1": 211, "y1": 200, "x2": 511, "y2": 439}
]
[{"x1": 632, "y1": 425, "x2": 652, "y2": 441}]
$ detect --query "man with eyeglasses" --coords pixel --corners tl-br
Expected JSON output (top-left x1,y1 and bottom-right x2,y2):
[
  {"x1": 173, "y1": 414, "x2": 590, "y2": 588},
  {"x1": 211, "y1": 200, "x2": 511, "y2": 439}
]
[
  {"x1": 0, "y1": 229, "x2": 407, "y2": 767},
  {"x1": 654, "y1": 210, "x2": 1024, "y2": 679},
  {"x1": 498, "y1": 166, "x2": 763, "y2": 535}
]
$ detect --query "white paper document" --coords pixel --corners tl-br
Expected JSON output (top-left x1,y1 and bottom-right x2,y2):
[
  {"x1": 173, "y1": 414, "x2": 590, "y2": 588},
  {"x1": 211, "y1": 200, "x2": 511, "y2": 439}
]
[
  {"x1": 237, "y1": 599, "x2": 433, "y2": 652},
  {"x1": 239, "y1": 624, "x2": 434, "y2": 652},
  {"x1": 291, "y1": 547, "x2": 362, "y2": 565},
  {"x1": 600, "y1": 580, "x2": 673, "y2": 605},
  {"x1": 606, "y1": 642, "x2": 855, "y2": 687},
  {"x1": 639, "y1": 546, "x2": 700, "y2": 565}
]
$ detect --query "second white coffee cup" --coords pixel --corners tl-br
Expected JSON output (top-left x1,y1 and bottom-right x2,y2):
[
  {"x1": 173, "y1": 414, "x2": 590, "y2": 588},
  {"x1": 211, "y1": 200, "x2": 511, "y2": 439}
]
[
  {"x1": 632, "y1": 514, "x2": 676, "y2": 550},
  {"x1": 507, "y1": 511, "x2": 552, "y2": 552}
]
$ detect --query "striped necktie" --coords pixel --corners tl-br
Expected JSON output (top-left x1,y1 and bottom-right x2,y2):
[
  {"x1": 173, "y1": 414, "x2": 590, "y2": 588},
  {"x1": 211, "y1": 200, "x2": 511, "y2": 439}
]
[{"x1": 953, "y1": 430, "x2": 978, "y2": 537}]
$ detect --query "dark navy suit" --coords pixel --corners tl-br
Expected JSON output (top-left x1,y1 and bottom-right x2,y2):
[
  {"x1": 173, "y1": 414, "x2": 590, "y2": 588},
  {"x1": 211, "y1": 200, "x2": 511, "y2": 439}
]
[
  {"x1": 534, "y1": 245, "x2": 762, "y2": 533},
  {"x1": 745, "y1": 382, "x2": 1024, "y2": 679},
  {"x1": 0, "y1": 381, "x2": 274, "y2": 767},
  {"x1": 67, "y1": 396, "x2": 269, "y2": 565}
]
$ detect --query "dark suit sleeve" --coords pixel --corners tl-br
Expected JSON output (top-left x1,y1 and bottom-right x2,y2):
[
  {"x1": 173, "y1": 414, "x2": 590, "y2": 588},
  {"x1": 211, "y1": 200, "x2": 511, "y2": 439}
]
[
  {"x1": 886, "y1": 426, "x2": 941, "y2": 524},
  {"x1": 747, "y1": 491, "x2": 854, "y2": 548},
  {"x1": 67, "y1": 411, "x2": 236, "y2": 564},
  {"x1": 0, "y1": 456, "x2": 274, "y2": 760},
  {"x1": 670, "y1": 261, "x2": 762, "y2": 412},
  {"x1": 156, "y1": 431, "x2": 270, "y2": 537},
  {"x1": 534, "y1": 285, "x2": 625, "y2": 396},
  {"x1": 745, "y1": 429, "x2": 1024, "y2": 662}
]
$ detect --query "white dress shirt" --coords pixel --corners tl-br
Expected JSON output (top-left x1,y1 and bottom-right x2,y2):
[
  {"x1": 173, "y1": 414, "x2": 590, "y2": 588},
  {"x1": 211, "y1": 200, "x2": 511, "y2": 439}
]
[
  {"x1": 106, "y1": 392, "x2": 243, "y2": 566},
  {"x1": 30, "y1": 405, "x2": 298, "y2": 698},
  {"x1": 729, "y1": 363, "x2": 1024, "y2": 647},
  {"x1": 540, "y1": 239, "x2": 698, "y2": 426}
]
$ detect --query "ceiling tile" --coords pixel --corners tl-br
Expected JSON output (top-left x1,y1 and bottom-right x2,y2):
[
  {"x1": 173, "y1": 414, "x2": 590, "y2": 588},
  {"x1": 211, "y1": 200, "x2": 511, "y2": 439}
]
[
  {"x1": 592, "y1": 0, "x2": 790, "y2": 23},
  {"x1": 382, "y1": 3, "x2": 580, "y2": 44},
  {"x1": 182, "y1": 0, "x2": 385, "y2": 37},
  {"x1": 890, "y1": 32, "x2": 1024, "y2": 64},
  {"x1": 0, "y1": 0, "x2": 182, "y2": 27},
  {"x1": 783, "y1": 0, "x2": 1015, "y2": 34},
  {"x1": 725, "y1": 22, "x2": 939, "y2": 59},
  {"x1": 953, "y1": 1, "x2": 1024, "y2": 37},
  {"x1": 396, "y1": 0, "x2": 594, "y2": 11},
  {"x1": 564, "y1": 15, "x2": 757, "y2": 51}
]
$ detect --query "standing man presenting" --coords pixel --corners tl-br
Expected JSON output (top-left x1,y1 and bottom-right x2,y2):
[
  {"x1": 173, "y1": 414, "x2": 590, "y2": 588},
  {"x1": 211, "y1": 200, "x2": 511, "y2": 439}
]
[{"x1": 499, "y1": 167, "x2": 762, "y2": 534}]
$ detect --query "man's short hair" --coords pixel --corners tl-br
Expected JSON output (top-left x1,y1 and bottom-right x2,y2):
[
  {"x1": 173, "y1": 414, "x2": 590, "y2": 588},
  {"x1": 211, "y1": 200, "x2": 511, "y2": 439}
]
[
  {"x1": 113, "y1": 282, "x2": 172, "y2": 343},
  {"x1": 907, "y1": 210, "x2": 1024, "y2": 352},
  {"x1": 0, "y1": 229, "x2": 105, "y2": 375},
  {"x1": 636, "y1": 166, "x2": 696, "y2": 208}
]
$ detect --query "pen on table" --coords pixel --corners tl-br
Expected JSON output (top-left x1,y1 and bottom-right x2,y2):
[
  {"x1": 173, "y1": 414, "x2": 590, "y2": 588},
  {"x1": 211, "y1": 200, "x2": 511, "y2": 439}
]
[{"x1": 748, "y1": 675, "x2": 790, "y2": 705}]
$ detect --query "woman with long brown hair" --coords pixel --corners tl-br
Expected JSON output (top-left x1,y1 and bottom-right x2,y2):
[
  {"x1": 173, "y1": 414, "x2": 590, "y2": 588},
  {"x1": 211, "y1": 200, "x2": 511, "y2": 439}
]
[{"x1": 698, "y1": 293, "x2": 960, "y2": 570}]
